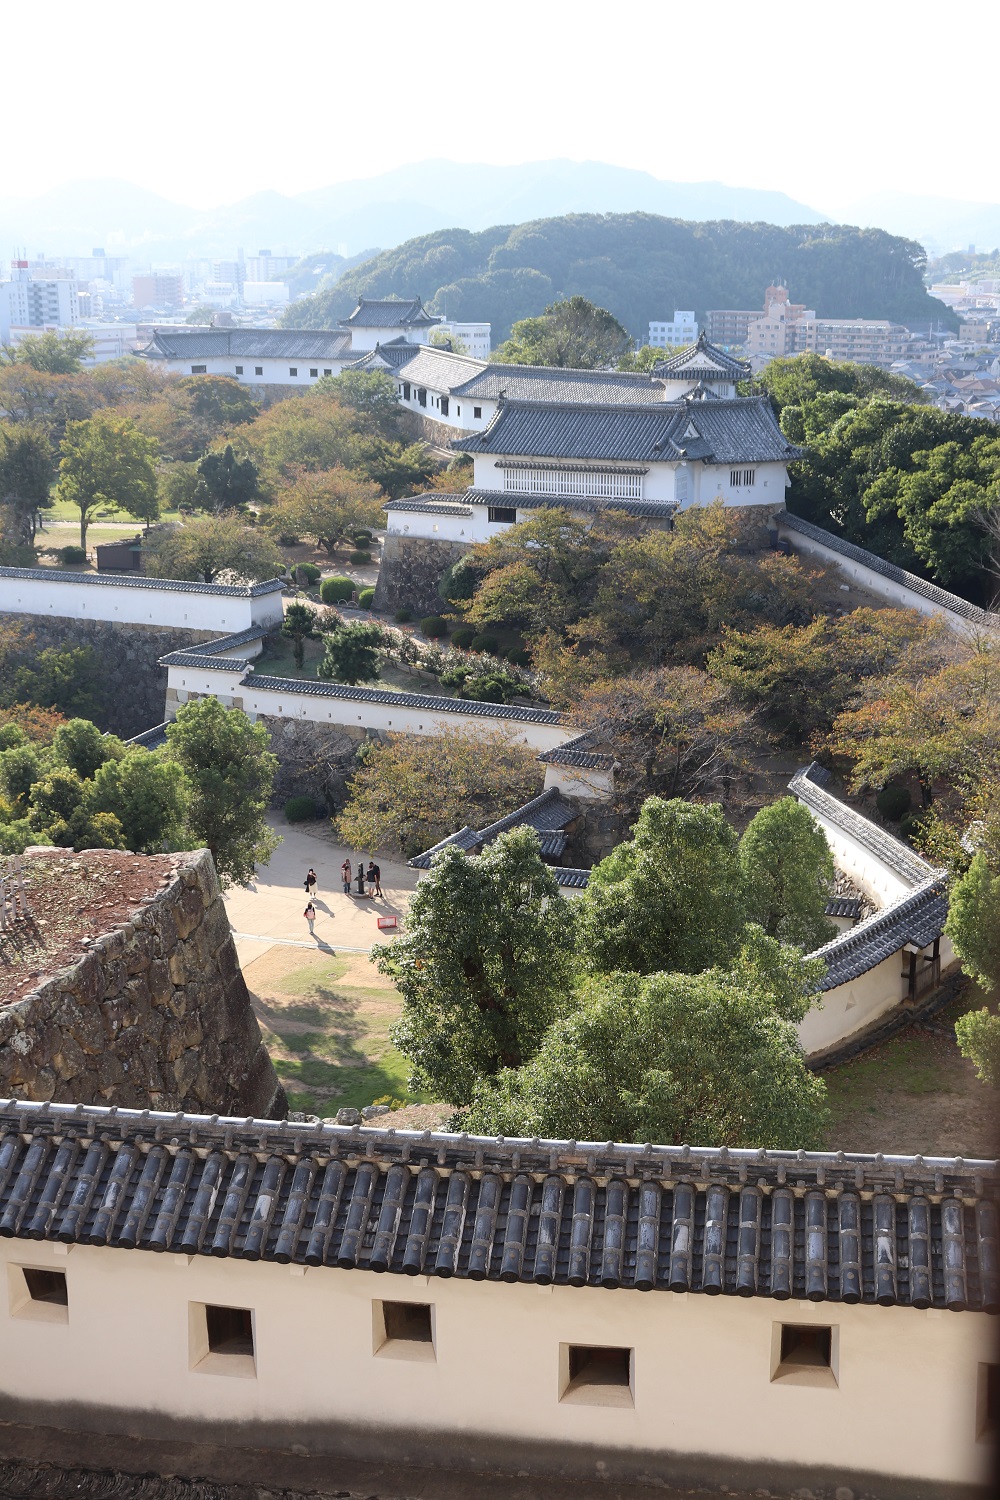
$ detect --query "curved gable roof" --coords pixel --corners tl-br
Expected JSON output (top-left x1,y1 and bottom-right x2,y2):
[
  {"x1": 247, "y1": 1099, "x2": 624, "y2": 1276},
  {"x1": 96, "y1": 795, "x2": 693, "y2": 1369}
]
[{"x1": 654, "y1": 331, "x2": 750, "y2": 382}]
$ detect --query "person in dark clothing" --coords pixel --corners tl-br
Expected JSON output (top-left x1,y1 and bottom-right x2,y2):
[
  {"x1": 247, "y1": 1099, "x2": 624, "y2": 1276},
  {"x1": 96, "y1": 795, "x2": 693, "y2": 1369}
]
[
  {"x1": 305, "y1": 868, "x2": 317, "y2": 898},
  {"x1": 367, "y1": 860, "x2": 382, "y2": 898},
  {"x1": 341, "y1": 858, "x2": 352, "y2": 894},
  {"x1": 356, "y1": 863, "x2": 366, "y2": 896}
]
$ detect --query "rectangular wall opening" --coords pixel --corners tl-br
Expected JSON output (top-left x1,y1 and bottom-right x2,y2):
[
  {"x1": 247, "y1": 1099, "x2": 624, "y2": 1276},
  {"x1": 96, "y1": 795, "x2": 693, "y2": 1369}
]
[
  {"x1": 977, "y1": 1363, "x2": 1000, "y2": 1440},
  {"x1": 190, "y1": 1302, "x2": 256, "y2": 1378},
  {"x1": 560, "y1": 1344, "x2": 633, "y2": 1407},
  {"x1": 772, "y1": 1323, "x2": 837, "y2": 1387},
  {"x1": 373, "y1": 1300, "x2": 435, "y2": 1361},
  {"x1": 9, "y1": 1265, "x2": 69, "y2": 1323}
]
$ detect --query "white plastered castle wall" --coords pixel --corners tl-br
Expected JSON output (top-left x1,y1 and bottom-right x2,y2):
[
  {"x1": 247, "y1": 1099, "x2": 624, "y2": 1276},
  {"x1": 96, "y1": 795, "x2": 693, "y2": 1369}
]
[
  {"x1": 0, "y1": 572, "x2": 284, "y2": 633},
  {"x1": 0, "y1": 1238, "x2": 992, "y2": 1492},
  {"x1": 150, "y1": 354, "x2": 356, "y2": 387}
]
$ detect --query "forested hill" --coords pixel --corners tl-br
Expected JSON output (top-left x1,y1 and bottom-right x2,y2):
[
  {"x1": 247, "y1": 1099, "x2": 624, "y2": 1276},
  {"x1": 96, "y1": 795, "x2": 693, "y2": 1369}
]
[{"x1": 281, "y1": 213, "x2": 956, "y2": 342}]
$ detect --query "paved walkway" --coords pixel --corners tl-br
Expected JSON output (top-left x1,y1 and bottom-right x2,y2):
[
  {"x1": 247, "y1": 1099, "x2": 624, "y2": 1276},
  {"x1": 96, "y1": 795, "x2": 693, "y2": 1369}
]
[{"x1": 222, "y1": 816, "x2": 418, "y2": 967}]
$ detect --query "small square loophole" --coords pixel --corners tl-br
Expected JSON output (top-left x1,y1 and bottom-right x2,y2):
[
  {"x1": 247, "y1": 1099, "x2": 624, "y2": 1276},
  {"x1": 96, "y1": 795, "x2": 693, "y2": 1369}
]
[
  {"x1": 207, "y1": 1304, "x2": 254, "y2": 1356},
  {"x1": 9, "y1": 1265, "x2": 68, "y2": 1323},
  {"x1": 561, "y1": 1344, "x2": 633, "y2": 1406},
  {"x1": 780, "y1": 1324, "x2": 831, "y2": 1369},
  {"x1": 373, "y1": 1300, "x2": 435, "y2": 1360},
  {"x1": 191, "y1": 1302, "x2": 256, "y2": 1378}
]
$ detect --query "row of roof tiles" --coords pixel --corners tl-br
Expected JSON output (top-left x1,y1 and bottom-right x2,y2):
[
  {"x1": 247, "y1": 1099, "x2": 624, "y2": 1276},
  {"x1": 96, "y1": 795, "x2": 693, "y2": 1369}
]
[
  {"x1": 0, "y1": 1101, "x2": 993, "y2": 1309},
  {"x1": 0, "y1": 567, "x2": 284, "y2": 597}
]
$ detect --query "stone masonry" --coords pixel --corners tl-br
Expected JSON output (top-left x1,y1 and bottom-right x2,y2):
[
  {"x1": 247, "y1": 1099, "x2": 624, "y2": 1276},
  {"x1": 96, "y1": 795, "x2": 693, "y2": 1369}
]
[
  {"x1": 0, "y1": 848, "x2": 285, "y2": 1117},
  {"x1": 7, "y1": 614, "x2": 221, "y2": 738},
  {"x1": 372, "y1": 534, "x2": 470, "y2": 617}
]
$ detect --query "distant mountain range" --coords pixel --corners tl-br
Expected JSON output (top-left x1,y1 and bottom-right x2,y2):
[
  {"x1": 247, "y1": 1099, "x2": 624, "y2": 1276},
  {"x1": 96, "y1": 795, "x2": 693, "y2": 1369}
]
[
  {"x1": 0, "y1": 161, "x2": 824, "y2": 264},
  {"x1": 0, "y1": 161, "x2": 994, "y2": 268}
]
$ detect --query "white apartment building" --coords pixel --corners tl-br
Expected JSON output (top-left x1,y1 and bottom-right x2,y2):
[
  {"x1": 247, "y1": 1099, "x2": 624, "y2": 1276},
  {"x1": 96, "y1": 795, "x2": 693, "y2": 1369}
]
[
  {"x1": 648, "y1": 311, "x2": 698, "y2": 348},
  {"x1": 435, "y1": 320, "x2": 491, "y2": 359},
  {"x1": 0, "y1": 262, "x2": 79, "y2": 340},
  {"x1": 245, "y1": 251, "x2": 297, "y2": 282},
  {"x1": 242, "y1": 281, "x2": 290, "y2": 307}
]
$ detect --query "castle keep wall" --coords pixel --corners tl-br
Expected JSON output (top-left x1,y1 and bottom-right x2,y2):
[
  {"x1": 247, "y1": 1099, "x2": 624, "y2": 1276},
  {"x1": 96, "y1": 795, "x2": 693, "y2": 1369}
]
[{"x1": 0, "y1": 848, "x2": 284, "y2": 1118}]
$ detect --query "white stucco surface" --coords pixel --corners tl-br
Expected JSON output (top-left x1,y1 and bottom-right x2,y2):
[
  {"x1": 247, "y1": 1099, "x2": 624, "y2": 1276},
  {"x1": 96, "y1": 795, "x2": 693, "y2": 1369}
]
[
  {"x1": 0, "y1": 1238, "x2": 992, "y2": 1491},
  {"x1": 0, "y1": 571, "x2": 284, "y2": 633}
]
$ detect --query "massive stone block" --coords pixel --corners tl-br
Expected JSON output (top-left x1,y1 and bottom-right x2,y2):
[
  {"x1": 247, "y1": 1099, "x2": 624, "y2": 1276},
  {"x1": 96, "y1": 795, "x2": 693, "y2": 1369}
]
[
  {"x1": 372, "y1": 534, "x2": 470, "y2": 617},
  {"x1": 1, "y1": 848, "x2": 285, "y2": 1118}
]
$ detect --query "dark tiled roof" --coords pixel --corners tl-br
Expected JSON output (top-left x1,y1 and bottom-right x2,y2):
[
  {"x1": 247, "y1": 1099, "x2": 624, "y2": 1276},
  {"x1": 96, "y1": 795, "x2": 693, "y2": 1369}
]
[
  {"x1": 538, "y1": 745, "x2": 615, "y2": 770},
  {"x1": 339, "y1": 297, "x2": 440, "y2": 330},
  {"x1": 0, "y1": 567, "x2": 284, "y2": 598},
  {"x1": 140, "y1": 328, "x2": 353, "y2": 360},
  {"x1": 454, "y1": 396, "x2": 800, "y2": 466},
  {"x1": 159, "y1": 652, "x2": 250, "y2": 671},
  {"x1": 789, "y1": 764, "x2": 934, "y2": 888},
  {"x1": 553, "y1": 867, "x2": 591, "y2": 889},
  {"x1": 0, "y1": 1099, "x2": 994, "y2": 1310},
  {"x1": 464, "y1": 489, "x2": 679, "y2": 521},
  {"x1": 451, "y1": 364, "x2": 667, "y2": 405},
  {"x1": 124, "y1": 722, "x2": 169, "y2": 750},
  {"x1": 188, "y1": 625, "x2": 269, "y2": 653},
  {"x1": 240, "y1": 674, "x2": 566, "y2": 725},
  {"x1": 408, "y1": 788, "x2": 578, "y2": 870},
  {"x1": 778, "y1": 512, "x2": 994, "y2": 626},
  {"x1": 346, "y1": 339, "x2": 428, "y2": 371},
  {"x1": 384, "y1": 498, "x2": 474, "y2": 516},
  {"x1": 811, "y1": 877, "x2": 949, "y2": 990},
  {"x1": 390, "y1": 345, "x2": 486, "y2": 391},
  {"x1": 825, "y1": 897, "x2": 863, "y2": 920},
  {"x1": 653, "y1": 332, "x2": 750, "y2": 382}
]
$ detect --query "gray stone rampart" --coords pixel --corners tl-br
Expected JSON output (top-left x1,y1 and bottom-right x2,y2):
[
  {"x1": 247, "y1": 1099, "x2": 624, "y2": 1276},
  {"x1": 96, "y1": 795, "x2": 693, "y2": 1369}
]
[
  {"x1": 0, "y1": 849, "x2": 284, "y2": 1117},
  {"x1": 372, "y1": 533, "x2": 470, "y2": 616}
]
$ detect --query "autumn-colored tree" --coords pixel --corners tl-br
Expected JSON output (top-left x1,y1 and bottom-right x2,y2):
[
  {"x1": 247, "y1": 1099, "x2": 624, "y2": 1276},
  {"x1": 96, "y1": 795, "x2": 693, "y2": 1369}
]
[
  {"x1": 142, "y1": 515, "x2": 284, "y2": 584},
  {"x1": 337, "y1": 726, "x2": 543, "y2": 858},
  {"x1": 263, "y1": 467, "x2": 384, "y2": 554}
]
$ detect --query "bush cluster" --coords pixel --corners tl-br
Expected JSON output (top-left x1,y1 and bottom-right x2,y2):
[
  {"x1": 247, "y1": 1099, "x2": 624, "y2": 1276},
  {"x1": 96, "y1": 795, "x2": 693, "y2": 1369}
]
[
  {"x1": 320, "y1": 576, "x2": 355, "y2": 604},
  {"x1": 284, "y1": 795, "x2": 320, "y2": 822},
  {"x1": 357, "y1": 587, "x2": 376, "y2": 609},
  {"x1": 421, "y1": 616, "x2": 448, "y2": 638}
]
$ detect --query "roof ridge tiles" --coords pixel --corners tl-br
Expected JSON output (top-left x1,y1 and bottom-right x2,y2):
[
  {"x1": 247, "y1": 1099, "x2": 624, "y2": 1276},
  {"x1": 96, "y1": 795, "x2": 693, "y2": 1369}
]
[
  {"x1": 0, "y1": 567, "x2": 284, "y2": 597},
  {"x1": 236, "y1": 674, "x2": 566, "y2": 724}
]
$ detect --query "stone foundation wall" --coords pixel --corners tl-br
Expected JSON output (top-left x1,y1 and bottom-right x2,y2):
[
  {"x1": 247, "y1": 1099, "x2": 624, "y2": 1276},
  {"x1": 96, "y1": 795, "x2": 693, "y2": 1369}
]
[
  {"x1": 5, "y1": 614, "x2": 221, "y2": 738},
  {"x1": 372, "y1": 533, "x2": 470, "y2": 617},
  {"x1": 259, "y1": 716, "x2": 365, "y2": 810},
  {"x1": 562, "y1": 798, "x2": 632, "y2": 866},
  {"x1": 0, "y1": 849, "x2": 284, "y2": 1117}
]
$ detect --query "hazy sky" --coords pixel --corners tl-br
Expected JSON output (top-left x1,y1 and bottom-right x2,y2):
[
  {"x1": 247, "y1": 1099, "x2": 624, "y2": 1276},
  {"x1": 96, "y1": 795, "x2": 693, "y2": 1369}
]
[{"x1": 3, "y1": 0, "x2": 986, "y2": 213}]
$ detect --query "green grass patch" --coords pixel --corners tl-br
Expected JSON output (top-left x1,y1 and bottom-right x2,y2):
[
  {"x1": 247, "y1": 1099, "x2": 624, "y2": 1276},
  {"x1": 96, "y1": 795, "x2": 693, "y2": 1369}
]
[
  {"x1": 250, "y1": 951, "x2": 428, "y2": 1115},
  {"x1": 825, "y1": 1036, "x2": 945, "y2": 1113}
]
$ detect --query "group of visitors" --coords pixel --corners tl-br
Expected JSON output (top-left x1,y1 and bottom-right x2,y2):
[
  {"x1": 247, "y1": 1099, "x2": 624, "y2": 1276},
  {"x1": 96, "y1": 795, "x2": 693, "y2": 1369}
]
[
  {"x1": 302, "y1": 858, "x2": 385, "y2": 936},
  {"x1": 340, "y1": 857, "x2": 382, "y2": 898}
]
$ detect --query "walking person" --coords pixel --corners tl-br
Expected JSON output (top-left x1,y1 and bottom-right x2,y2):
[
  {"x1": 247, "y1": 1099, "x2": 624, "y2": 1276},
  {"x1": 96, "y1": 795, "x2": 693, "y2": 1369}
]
[
  {"x1": 305, "y1": 867, "x2": 317, "y2": 899},
  {"x1": 304, "y1": 900, "x2": 317, "y2": 936},
  {"x1": 367, "y1": 860, "x2": 382, "y2": 898},
  {"x1": 356, "y1": 862, "x2": 367, "y2": 897},
  {"x1": 341, "y1": 858, "x2": 352, "y2": 895}
]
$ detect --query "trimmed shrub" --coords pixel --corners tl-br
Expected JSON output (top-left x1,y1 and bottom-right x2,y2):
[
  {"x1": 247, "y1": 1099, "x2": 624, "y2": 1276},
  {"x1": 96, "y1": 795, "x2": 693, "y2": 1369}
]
[
  {"x1": 461, "y1": 672, "x2": 520, "y2": 704},
  {"x1": 898, "y1": 812, "x2": 925, "y2": 844},
  {"x1": 320, "y1": 576, "x2": 355, "y2": 604},
  {"x1": 421, "y1": 616, "x2": 449, "y2": 638},
  {"x1": 451, "y1": 625, "x2": 476, "y2": 649},
  {"x1": 295, "y1": 562, "x2": 321, "y2": 586},
  {"x1": 394, "y1": 607, "x2": 412, "y2": 623},
  {"x1": 278, "y1": 533, "x2": 300, "y2": 546},
  {"x1": 470, "y1": 633, "x2": 500, "y2": 655},
  {"x1": 284, "y1": 795, "x2": 319, "y2": 823},
  {"x1": 357, "y1": 587, "x2": 376, "y2": 609},
  {"x1": 504, "y1": 645, "x2": 531, "y2": 668},
  {"x1": 58, "y1": 545, "x2": 87, "y2": 565},
  {"x1": 876, "y1": 785, "x2": 912, "y2": 822},
  {"x1": 350, "y1": 530, "x2": 374, "y2": 545},
  {"x1": 349, "y1": 549, "x2": 372, "y2": 565}
]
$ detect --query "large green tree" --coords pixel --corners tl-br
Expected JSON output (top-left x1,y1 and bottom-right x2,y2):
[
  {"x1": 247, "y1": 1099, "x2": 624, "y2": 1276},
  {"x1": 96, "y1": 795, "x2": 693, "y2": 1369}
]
[
  {"x1": 87, "y1": 751, "x2": 188, "y2": 853},
  {"x1": 165, "y1": 697, "x2": 279, "y2": 886},
  {"x1": 376, "y1": 827, "x2": 577, "y2": 1104},
  {"x1": 142, "y1": 515, "x2": 284, "y2": 584},
  {"x1": 577, "y1": 797, "x2": 745, "y2": 976},
  {"x1": 56, "y1": 411, "x2": 159, "y2": 546},
  {"x1": 0, "y1": 422, "x2": 54, "y2": 544},
  {"x1": 2, "y1": 329, "x2": 95, "y2": 374},
  {"x1": 196, "y1": 444, "x2": 258, "y2": 512},
  {"x1": 463, "y1": 931, "x2": 829, "y2": 1148},
  {"x1": 496, "y1": 296, "x2": 632, "y2": 368},
  {"x1": 318, "y1": 620, "x2": 385, "y2": 685},
  {"x1": 739, "y1": 797, "x2": 835, "y2": 950}
]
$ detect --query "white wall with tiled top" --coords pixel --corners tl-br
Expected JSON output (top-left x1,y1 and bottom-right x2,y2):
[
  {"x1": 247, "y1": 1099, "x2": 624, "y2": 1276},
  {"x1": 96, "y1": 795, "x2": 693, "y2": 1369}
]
[{"x1": 0, "y1": 572, "x2": 284, "y2": 633}]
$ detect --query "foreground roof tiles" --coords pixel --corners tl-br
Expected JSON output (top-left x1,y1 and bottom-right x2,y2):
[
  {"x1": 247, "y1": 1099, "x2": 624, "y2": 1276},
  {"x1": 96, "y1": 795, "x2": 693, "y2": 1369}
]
[{"x1": 0, "y1": 1100, "x2": 994, "y2": 1310}]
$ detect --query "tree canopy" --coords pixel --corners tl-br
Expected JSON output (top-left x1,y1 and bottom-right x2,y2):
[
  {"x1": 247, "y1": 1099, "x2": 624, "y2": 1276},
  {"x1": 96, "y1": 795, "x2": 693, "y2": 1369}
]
[
  {"x1": 142, "y1": 514, "x2": 284, "y2": 584},
  {"x1": 739, "y1": 797, "x2": 835, "y2": 950},
  {"x1": 281, "y1": 213, "x2": 951, "y2": 343},
  {"x1": 462, "y1": 933, "x2": 829, "y2": 1148},
  {"x1": 374, "y1": 827, "x2": 577, "y2": 1104},
  {"x1": 55, "y1": 411, "x2": 159, "y2": 546},
  {"x1": 495, "y1": 296, "x2": 633, "y2": 368}
]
